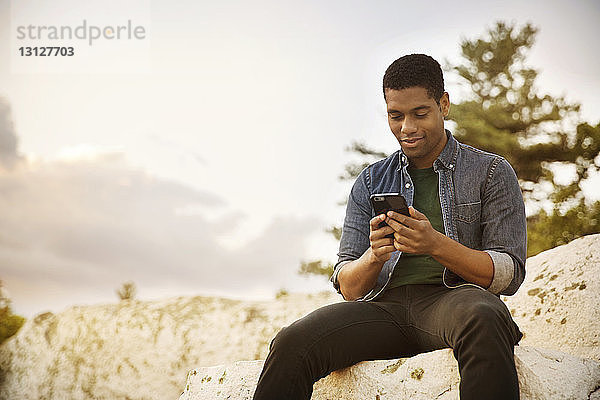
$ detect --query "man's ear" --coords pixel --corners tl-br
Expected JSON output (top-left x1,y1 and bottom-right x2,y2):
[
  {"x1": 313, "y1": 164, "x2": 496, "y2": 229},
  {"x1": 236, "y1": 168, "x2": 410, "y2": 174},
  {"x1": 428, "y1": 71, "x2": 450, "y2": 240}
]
[{"x1": 439, "y1": 92, "x2": 450, "y2": 117}]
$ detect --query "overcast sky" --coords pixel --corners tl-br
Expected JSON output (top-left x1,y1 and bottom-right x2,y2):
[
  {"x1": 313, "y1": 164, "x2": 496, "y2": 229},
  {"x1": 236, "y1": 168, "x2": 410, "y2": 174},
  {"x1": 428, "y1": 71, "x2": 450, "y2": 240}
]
[{"x1": 0, "y1": 0, "x2": 599, "y2": 317}]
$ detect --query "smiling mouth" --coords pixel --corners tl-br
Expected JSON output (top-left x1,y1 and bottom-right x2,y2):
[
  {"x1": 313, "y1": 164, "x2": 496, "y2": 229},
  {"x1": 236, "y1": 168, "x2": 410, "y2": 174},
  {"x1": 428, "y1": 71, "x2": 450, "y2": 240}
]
[{"x1": 400, "y1": 137, "x2": 423, "y2": 144}]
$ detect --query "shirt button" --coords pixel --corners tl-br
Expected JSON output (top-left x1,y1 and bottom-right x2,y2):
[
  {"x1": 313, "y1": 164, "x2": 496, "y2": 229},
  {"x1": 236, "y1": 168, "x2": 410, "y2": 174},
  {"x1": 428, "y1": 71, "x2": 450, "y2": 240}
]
[{"x1": 405, "y1": 183, "x2": 411, "y2": 188}]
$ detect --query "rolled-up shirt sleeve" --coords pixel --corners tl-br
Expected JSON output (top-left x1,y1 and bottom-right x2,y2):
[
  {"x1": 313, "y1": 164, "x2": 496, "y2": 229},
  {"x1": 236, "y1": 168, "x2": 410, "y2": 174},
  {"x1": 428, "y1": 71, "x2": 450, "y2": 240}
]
[
  {"x1": 480, "y1": 158, "x2": 527, "y2": 296},
  {"x1": 485, "y1": 250, "x2": 515, "y2": 294},
  {"x1": 330, "y1": 169, "x2": 372, "y2": 294}
]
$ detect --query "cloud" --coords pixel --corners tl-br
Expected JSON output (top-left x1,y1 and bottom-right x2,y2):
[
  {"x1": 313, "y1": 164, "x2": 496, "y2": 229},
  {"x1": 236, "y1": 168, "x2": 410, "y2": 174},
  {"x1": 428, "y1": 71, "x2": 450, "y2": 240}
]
[
  {"x1": 0, "y1": 96, "x2": 328, "y2": 316},
  {"x1": 0, "y1": 150, "x2": 325, "y2": 317},
  {"x1": 0, "y1": 98, "x2": 22, "y2": 170}
]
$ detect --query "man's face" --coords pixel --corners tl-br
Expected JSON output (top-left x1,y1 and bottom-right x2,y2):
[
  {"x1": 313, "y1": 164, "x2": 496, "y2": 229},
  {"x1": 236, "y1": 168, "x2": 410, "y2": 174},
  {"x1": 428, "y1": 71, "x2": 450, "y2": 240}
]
[{"x1": 385, "y1": 87, "x2": 450, "y2": 169}]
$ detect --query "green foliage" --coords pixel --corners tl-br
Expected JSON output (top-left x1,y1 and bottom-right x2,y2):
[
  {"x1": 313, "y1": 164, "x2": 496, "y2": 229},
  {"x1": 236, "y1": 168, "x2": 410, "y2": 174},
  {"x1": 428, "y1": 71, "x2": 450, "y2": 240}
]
[
  {"x1": 116, "y1": 281, "x2": 137, "y2": 301},
  {"x1": 297, "y1": 260, "x2": 334, "y2": 278},
  {"x1": 0, "y1": 281, "x2": 26, "y2": 345},
  {"x1": 327, "y1": 225, "x2": 342, "y2": 241},
  {"x1": 449, "y1": 21, "x2": 600, "y2": 256},
  {"x1": 0, "y1": 312, "x2": 25, "y2": 345},
  {"x1": 338, "y1": 142, "x2": 388, "y2": 181},
  {"x1": 449, "y1": 21, "x2": 582, "y2": 193},
  {"x1": 547, "y1": 122, "x2": 600, "y2": 204},
  {"x1": 527, "y1": 200, "x2": 600, "y2": 257}
]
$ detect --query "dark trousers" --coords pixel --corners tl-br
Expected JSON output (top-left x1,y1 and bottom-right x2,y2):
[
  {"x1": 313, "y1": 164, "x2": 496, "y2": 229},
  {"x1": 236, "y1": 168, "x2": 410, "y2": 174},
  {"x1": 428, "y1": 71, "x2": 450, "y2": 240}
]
[{"x1": 253, "y1": 284, "x2": 522, "y2": 400}]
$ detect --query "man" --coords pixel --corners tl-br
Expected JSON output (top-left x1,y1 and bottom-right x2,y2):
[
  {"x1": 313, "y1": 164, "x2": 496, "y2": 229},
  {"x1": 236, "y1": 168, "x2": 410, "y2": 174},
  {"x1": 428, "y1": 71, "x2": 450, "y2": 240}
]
[{"x1": 253, "y1": 54, "x2": 526, "y2": 400}]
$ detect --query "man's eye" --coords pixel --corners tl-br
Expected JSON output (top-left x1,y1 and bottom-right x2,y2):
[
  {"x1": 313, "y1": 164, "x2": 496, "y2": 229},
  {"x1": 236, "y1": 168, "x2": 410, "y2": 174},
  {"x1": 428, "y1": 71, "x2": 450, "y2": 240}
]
[
  {"x1": 390, "y1": 115, "x2": 403, "y2": 120},
  {"x1": 415, "y1": 112, "x2": 428, "y2": 118}
]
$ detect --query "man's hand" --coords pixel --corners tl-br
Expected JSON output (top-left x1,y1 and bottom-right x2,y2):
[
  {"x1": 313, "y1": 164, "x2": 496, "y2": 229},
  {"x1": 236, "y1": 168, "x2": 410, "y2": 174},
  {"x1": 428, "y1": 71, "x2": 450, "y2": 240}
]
[
  {"x1": 386, "y1": 206, "x2": 494, "y2": 288},
  {"x1": 337, "y1": 214, "x2": 397, "y2": 300},
  {"x1": 368, "y1": 214, "x2": 397, "y2": 264},
  {"x1": 385, "y1": 207, "x2": 443, "y2": 256}
]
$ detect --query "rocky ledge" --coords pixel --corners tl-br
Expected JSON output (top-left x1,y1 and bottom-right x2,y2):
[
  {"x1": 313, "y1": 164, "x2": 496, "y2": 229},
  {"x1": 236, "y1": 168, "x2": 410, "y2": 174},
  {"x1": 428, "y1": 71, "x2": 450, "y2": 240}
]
[
  {"x1": 1, "y1": 235, "x2": 599, "y2": 400},
  {"x1": 179, "y1": 234, "x2": 600, "y2": 400},
  {"x1": 179, "y1": 346, "x2": 600, "y2": 400}
]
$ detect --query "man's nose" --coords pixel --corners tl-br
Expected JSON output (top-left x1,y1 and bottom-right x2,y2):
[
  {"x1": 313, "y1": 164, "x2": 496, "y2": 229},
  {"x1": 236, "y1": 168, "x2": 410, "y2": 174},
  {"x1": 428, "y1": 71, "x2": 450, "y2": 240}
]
[{"x1": 401, "y1": 117, "x2": 417, "y2": 134}]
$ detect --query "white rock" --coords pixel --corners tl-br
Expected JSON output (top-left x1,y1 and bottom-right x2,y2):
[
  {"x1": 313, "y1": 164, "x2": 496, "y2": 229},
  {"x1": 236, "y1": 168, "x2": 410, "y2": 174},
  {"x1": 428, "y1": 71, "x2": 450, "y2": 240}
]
[
  {"x1": 2, "y1": 235, "x2": 599, "y2": 399},
  {"x1": 503, "y1": 234, "x2": 600, "y2": 361},
  {"x1": 0, "y1": 292, "x2": 339, "y2": 400},
  {"x1": 179, "y1": 346, "x2": 600, "y2": 400}
]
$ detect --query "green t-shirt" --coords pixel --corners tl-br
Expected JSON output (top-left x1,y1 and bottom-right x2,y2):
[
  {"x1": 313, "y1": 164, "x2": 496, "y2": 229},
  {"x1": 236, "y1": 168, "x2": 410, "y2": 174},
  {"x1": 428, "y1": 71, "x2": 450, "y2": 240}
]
[{"x1": 387, "y1": 166, "x2": 445, "y2": 289}]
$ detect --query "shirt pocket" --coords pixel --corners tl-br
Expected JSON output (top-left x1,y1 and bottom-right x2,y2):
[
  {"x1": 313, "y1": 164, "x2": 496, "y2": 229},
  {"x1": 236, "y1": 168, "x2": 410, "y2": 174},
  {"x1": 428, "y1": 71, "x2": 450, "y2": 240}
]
[{"x1": 455, "y1": 201, "x2": 481, "y2": 224}]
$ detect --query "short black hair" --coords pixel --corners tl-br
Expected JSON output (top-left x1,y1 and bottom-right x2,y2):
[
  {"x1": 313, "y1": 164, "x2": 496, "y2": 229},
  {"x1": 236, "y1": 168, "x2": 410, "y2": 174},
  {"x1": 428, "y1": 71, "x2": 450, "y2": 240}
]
[{"x1": 383, "y1": 54, "x2": 444, "y2": 103}]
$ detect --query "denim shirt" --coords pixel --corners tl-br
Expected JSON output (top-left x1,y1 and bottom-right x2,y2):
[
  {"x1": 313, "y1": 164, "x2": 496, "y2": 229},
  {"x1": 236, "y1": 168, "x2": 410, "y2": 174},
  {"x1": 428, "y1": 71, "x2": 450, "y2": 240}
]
[{"x1": 331, "y1": 130, "x2": 527, "y2": 301}]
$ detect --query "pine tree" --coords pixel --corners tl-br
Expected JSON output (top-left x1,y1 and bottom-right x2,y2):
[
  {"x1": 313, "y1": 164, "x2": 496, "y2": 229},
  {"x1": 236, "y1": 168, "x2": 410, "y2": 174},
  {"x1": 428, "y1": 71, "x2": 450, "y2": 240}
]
[{"x1": 449, "y1": 21, "x2": 600, "y2": 255}]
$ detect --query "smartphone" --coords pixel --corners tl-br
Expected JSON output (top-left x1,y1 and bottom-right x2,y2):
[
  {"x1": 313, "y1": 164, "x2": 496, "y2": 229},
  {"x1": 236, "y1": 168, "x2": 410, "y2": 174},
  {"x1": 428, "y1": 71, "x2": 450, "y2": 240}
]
[{"x1": 370, "y1": 193, "x2": 409, "y2": 233}]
